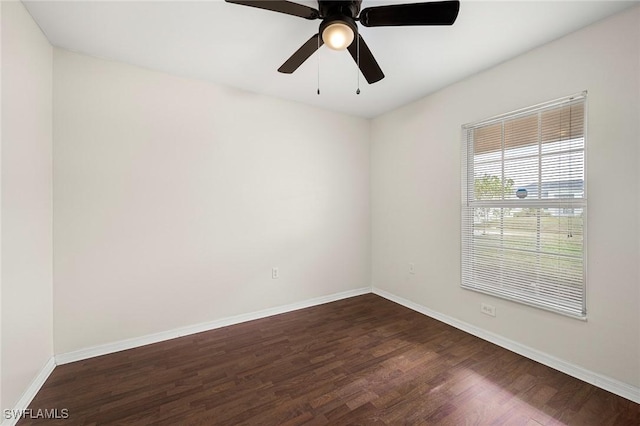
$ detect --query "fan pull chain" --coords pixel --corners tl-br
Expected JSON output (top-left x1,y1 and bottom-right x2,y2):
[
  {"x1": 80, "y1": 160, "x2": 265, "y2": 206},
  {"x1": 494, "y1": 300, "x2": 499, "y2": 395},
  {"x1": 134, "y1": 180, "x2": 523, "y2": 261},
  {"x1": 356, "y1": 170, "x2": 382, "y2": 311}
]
[
  {"x1": 356, "y1": 26, "x2": 361, "y2": 95},
  {"x1": 317, "y1": 34, "x2": 320, "y2": 95}
]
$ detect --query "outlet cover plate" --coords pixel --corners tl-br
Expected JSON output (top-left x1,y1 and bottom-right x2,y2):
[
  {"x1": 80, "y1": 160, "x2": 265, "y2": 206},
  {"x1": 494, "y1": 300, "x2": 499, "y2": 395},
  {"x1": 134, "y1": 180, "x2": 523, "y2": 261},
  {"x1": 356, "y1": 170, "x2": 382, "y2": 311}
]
[{"x1": 481, "y1": 303, "x2": 496, "y2": 317}]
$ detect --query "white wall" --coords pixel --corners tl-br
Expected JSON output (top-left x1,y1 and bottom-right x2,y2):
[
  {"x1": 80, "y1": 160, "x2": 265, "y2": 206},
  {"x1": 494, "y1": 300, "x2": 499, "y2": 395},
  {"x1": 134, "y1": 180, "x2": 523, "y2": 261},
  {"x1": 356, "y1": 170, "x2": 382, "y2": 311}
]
[
  {"x1": 372, "y1": 6, "x2": 640, "y2": 388},
  {"x1": 1, "y1": 0, "x2": 54, "y2": 412},
  {"x1": 53, "y1": 49, "x2": 371, "y2": 354}
]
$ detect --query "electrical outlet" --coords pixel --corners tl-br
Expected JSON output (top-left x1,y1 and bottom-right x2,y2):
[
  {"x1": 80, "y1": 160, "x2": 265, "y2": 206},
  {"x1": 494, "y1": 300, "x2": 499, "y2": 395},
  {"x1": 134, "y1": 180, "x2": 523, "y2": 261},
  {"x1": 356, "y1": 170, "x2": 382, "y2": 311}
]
[
  {"x1": 271, "y1": 267, "x2": 279, "y2": 279},
  {"x1": 481, "y1": 303, "x2": 496, "y2": 317},
  {"x1": 409, "y1": 263, "x2": 415, "y2": 274}
]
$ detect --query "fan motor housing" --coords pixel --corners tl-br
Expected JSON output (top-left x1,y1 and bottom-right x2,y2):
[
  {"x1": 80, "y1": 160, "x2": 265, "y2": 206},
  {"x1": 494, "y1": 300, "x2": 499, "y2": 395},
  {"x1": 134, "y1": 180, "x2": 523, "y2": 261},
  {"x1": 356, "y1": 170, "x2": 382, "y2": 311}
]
[{"x1": 318, "y1": 0, "x2": 362, "y2": 19}]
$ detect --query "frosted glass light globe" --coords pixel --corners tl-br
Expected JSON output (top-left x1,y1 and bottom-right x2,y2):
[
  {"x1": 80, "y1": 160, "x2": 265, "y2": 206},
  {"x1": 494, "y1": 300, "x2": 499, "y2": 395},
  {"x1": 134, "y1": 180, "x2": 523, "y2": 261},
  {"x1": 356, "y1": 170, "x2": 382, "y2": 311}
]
[{"x1": 322, "y1": 22, "x2": 354, "y2": 50}]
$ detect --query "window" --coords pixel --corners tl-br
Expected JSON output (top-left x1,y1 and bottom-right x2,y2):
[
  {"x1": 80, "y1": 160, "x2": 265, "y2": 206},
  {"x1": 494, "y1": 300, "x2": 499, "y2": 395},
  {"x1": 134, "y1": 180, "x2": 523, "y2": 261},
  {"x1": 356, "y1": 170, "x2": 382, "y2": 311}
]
[{"x1": 461, "y1": 93, "x2": 587, "y2": 318}]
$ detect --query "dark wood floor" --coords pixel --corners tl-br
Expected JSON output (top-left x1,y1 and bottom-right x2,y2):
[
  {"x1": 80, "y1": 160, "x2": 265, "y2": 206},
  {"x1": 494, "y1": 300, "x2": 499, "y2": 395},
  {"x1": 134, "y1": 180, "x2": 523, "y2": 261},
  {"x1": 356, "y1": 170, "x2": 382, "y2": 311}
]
[{"x1": 21, "y1": 294, "x2": 638, "y2": 425}]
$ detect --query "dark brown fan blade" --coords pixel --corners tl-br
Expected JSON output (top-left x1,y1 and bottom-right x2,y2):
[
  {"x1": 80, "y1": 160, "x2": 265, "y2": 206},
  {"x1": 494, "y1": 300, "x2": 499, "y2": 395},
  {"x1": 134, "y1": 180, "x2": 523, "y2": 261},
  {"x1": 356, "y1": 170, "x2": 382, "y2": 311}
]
[
  {"x1": 347, "y1": 34, "x2": 384, "y2": 84},
  {"x1": 278, "y1": 34, "x2": 323, "y2": 74},
  {"x1": 225, "y1": 0, "x2": 319, "y2": 19},
  {"x1": 359, "y1": 1, "x2": 459, "y2": 27}
]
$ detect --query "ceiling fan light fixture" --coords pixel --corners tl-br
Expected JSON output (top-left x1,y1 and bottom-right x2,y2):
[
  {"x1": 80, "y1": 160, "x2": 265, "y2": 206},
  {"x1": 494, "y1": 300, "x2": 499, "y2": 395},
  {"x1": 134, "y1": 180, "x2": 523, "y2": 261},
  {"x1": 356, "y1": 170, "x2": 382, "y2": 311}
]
[
  {"x1": 226, "y1": 0, "x2": 462, "y2": 84},
  {"x1": 322, "y1": 21, "x2": 354, "y2": 50}
]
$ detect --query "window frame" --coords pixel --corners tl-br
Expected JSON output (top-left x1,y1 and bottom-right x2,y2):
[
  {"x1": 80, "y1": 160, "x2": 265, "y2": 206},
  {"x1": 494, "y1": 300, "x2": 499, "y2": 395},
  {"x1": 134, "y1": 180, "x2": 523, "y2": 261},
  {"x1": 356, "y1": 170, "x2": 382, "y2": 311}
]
[{"x1": 461, "y1": 92, "x2": 588, "y2": 319}]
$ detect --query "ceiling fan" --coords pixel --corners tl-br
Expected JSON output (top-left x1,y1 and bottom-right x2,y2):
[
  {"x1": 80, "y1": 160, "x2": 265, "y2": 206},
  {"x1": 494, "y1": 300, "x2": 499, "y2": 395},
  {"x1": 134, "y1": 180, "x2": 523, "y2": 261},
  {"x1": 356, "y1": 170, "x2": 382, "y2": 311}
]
[{"x1": 225, "y1": 0, "x2": 460, "y2": 84}]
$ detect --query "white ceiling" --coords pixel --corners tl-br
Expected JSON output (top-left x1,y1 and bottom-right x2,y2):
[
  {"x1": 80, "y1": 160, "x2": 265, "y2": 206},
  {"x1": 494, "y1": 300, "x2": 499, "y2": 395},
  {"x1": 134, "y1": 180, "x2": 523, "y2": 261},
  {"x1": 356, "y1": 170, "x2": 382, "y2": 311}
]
[{"x1": 23, "y1": 0, "x2": 637, "y2": 118}]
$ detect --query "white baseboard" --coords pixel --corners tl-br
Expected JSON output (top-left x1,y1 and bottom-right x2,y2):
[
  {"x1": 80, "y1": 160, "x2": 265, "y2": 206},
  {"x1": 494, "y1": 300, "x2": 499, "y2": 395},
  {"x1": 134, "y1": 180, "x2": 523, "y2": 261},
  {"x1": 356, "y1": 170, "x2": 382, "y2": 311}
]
[
  {"x1": 1, "y1": 357, "x2": 56, "y2": 426},
  {"x1": 55, "y1": 287, "x2": 371, "y2": 365},
  {"x1": 372, "y1": 287, "x2": 640, "y2": 404}
]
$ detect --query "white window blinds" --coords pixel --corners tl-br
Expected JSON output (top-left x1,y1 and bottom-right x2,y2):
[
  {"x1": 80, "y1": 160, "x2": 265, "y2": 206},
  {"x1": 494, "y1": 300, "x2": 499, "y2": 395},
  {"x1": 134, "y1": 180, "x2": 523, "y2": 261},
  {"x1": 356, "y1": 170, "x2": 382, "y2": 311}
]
[{"x1": 461, "y1": 93, "x2": 587, "y2": 318}]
